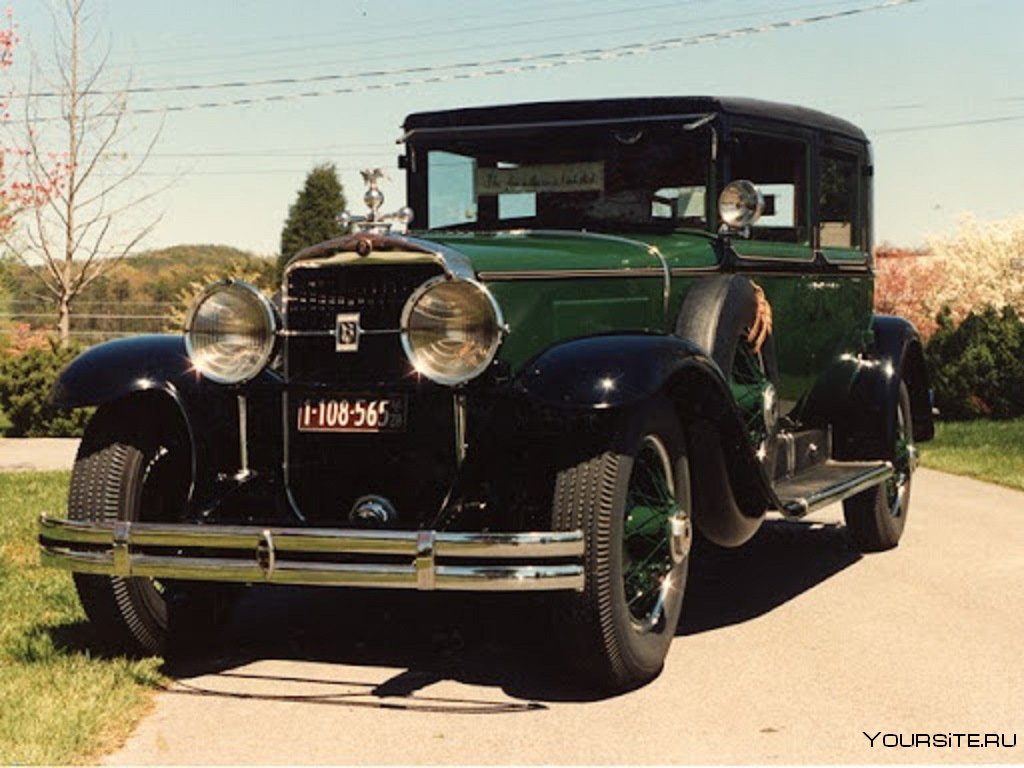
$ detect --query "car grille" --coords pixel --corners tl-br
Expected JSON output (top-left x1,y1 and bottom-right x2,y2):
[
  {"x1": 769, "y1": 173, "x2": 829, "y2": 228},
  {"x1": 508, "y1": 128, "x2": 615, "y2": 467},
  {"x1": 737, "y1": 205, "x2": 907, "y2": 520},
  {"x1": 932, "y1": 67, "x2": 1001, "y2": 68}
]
[
  {"x1": 284, "y1": 261, "x2": 443, "y2": 386},
  {"x1": 283, "y1": 259, "x2": 454, "y2": 523}
]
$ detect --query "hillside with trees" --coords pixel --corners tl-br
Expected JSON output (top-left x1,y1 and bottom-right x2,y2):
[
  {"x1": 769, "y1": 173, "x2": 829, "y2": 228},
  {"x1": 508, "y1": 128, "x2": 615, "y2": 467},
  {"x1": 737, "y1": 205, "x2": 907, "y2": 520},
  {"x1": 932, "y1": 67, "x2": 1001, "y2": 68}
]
[{"x1": 1, "y1": 244, "x2": 274, "y2": 340}]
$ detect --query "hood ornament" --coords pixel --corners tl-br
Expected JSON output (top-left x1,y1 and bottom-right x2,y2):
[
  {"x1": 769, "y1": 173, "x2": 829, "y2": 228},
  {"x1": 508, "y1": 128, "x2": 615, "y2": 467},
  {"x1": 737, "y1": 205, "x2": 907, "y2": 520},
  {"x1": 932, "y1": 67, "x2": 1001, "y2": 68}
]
[{"x1": 339, "y1": 168, "x2": 414, "y2": 236}]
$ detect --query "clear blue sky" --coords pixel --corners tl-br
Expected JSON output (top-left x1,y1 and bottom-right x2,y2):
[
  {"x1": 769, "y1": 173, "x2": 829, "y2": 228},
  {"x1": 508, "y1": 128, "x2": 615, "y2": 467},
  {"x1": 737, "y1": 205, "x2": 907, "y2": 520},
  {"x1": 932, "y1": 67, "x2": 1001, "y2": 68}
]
[{"x1": 7, "y1": 0, "x2": 1024, "y2": 255}]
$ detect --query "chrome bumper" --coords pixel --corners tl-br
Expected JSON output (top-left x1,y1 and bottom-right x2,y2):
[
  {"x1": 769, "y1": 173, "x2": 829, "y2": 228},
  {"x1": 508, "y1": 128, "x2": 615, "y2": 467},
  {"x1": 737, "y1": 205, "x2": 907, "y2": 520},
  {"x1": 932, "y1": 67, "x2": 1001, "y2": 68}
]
[{"x1": 38, "y1": 514, "x2": 585, "y2": 592}]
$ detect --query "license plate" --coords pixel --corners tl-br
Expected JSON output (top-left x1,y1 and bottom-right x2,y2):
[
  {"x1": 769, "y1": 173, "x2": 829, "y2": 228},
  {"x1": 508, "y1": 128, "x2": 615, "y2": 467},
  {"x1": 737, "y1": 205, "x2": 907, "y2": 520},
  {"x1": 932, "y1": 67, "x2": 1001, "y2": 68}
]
[{"x1": 297, "y1": 396, "x2": 406, "y2": 433}]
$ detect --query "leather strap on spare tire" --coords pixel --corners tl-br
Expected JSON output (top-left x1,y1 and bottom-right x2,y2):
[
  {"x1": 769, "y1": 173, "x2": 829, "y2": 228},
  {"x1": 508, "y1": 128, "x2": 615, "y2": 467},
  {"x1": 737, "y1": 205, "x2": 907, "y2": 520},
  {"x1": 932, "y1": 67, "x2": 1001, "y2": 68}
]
[{"x1": 674, "y1": 274, "x2": 778, "y2": 382}]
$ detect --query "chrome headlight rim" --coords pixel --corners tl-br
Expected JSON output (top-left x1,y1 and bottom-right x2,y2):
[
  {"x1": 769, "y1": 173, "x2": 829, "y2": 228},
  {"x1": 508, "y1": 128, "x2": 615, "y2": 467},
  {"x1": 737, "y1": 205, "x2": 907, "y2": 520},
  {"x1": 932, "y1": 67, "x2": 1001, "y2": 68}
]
[
  {"x1": 400, "y1": 275, "x2": 505, "y2": 386},
  {"x1": 184, "y1": 278, "x2": 279, "y2": 385},
  {"x1": 718, "y1": 179, "x2": 764, "y2": 230}
]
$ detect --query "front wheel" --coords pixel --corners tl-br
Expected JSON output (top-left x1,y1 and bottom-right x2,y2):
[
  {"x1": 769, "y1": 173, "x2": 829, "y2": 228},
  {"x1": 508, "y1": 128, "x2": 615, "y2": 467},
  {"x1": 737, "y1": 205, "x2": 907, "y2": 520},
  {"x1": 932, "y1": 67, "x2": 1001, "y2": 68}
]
[
  {"x1": 843, "y1": 381, "x2": 916, "y2": 551},
  {"x1": 550, "y1": 399, "x2": 692, "y2": 691},
  {"x1": 70, "y1": 402, "x2": 233, "y2": 656}
]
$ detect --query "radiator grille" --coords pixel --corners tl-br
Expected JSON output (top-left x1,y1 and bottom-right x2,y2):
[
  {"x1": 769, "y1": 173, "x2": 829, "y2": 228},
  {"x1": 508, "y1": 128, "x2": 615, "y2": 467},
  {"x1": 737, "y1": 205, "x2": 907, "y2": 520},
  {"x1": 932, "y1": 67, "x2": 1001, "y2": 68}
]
[{"x1": 284, "y1": 261, "x2": 443, "y2": 386}]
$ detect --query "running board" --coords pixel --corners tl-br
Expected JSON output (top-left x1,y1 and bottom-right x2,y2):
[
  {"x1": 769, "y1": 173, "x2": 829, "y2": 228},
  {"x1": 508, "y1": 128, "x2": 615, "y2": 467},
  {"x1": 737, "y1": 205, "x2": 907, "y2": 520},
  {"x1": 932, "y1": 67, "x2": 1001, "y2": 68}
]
[{"x1": 774, "y1": 461, "x2": 893, "y2": 518}]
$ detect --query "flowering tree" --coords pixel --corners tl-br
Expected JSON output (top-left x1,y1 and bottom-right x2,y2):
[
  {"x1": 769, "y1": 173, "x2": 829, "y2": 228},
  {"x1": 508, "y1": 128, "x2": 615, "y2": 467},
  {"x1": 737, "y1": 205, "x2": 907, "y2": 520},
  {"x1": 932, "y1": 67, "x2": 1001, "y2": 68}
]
[
  {"x1": 874, "y1": 244, "x2": 944, "y2": 337},
  {"x1": 926, "y1": 214, "x2": 1024, "y2": 324},
  {"x1": 875, "y1": 215, "x2": 1024, "y2": 338},
  {"x1": 1, "y1": 0, "x2": 160, "y2": 344}
]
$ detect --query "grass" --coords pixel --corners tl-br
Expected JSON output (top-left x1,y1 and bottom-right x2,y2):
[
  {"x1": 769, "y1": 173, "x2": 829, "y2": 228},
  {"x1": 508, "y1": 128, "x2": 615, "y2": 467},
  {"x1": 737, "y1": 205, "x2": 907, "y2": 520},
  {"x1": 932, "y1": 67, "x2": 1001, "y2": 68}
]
[
  {"x1": 920, "y1": 418, "x2": 1024, "y2": 491},
  {"x1": 0, "y1": 471, "x2": 164, "y2": 765}
]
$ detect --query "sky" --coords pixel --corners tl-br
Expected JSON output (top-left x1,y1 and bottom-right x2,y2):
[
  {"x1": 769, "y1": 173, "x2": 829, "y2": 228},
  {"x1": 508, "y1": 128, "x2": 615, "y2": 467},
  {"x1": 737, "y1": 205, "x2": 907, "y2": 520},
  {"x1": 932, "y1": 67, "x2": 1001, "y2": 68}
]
[{"x1": 5, "y1": 0, "x2": 1024, "y2": 256}]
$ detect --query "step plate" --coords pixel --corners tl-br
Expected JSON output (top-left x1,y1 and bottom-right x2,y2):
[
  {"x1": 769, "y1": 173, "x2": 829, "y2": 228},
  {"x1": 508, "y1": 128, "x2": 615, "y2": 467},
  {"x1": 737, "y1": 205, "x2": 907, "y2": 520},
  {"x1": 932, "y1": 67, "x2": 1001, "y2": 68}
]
[{"x1": 774, "y1": 460, "x2": 893, "y2": 517}]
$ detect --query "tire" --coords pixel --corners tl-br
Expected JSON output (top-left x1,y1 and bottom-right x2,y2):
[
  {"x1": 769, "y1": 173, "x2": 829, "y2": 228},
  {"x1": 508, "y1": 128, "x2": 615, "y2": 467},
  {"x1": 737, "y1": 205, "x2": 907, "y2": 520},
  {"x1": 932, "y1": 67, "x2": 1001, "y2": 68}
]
[
  {"x1": 550, "y1": 398, "x2": 692, "y2": 692},
  {"x1": 843, "y1": 381, "x2": 915, "y2": 551},
  {"x1": 70, "y1": 402, "x2": 232, "y2": 656}
]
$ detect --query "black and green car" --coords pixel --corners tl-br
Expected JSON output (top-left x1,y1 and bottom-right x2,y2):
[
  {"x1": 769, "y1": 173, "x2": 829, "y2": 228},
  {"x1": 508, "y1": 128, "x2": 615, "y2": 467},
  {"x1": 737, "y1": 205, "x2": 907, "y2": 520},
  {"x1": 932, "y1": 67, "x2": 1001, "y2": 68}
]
[{"x1": 41, "y1": 96, "x2": 933, "y2": 691}]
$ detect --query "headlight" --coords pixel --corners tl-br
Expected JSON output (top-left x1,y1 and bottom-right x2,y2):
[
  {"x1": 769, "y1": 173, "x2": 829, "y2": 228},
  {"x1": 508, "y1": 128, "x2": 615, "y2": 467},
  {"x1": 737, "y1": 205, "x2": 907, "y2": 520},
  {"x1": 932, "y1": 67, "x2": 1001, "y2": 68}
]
[
  {"x1": 718, "y1": 179, "x2": 764, "y2": 229},
  {"x1": 184, "y1": 280, "x2": 277, "y2": 384},
  {"x1": 401, "y1": 277, "x2": 504, "y2": 386}
]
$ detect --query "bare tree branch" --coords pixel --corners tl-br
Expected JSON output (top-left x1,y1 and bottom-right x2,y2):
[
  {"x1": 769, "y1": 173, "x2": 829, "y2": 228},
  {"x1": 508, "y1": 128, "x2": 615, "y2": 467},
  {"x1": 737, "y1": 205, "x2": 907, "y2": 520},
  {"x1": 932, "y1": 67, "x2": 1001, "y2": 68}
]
[{"x1": 3, "y1": 0, "x2": 163, "y2": 343}]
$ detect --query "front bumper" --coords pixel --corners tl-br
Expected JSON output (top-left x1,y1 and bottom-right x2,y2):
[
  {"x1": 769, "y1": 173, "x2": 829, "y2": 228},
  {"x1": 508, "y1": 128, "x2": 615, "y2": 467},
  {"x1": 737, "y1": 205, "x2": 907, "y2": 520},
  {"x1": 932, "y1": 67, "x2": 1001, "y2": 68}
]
[{"x1": 38, "y1": 514, "x2": 585, "y2": 592}]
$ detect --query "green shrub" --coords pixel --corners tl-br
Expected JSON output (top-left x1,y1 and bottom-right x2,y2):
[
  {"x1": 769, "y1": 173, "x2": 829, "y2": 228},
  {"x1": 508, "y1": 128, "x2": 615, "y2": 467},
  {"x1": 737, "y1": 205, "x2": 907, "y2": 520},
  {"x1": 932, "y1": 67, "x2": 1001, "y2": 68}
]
[
  {"x1": 0, "y1": 345, "x2": 92, "y2": 436},
  {"x1": 925, "y1": 305, "x2": 1024, "y2": 420}
]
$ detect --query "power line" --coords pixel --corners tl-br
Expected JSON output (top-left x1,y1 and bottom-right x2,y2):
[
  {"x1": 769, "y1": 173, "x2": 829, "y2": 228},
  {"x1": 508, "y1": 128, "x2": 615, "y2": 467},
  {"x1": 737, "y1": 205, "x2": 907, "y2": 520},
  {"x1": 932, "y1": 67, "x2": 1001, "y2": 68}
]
[
  {"x1": 873, "y1": 114, "x2": 1024, "y2": 135},
  {"x1": 103, "y1": 0, "x2": 708, "y2": 74},
  {"x1": 24, "y1": 0, "x2": 922, "y2": 121}
]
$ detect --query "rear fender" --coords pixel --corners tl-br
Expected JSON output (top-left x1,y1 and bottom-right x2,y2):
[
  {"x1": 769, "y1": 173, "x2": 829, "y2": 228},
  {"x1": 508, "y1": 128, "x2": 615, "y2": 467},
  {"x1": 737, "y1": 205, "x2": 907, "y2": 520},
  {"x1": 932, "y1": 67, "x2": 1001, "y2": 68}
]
[{"x1": 833, "y1": 315, "x2": 934, "y2": 461}]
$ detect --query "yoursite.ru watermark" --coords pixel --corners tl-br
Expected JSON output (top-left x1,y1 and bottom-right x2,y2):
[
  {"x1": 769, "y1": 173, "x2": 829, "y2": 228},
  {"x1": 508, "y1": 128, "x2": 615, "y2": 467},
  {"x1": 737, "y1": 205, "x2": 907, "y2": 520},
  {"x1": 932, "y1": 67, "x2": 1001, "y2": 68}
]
[{"x1": 864, "y1": 732, "x2": 1017, "y2": 749}]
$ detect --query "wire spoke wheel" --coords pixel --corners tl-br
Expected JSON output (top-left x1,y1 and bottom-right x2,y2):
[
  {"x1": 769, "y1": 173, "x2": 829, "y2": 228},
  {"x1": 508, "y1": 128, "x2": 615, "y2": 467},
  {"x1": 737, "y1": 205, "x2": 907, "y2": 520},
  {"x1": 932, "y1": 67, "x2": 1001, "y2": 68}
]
[
  {"x1": 730, "y1": 340, "x2": 775, "y2": 451},
  {"x1": 622, "y1": 435, "x2": 689, "y2": 633},
  {"x1": 886, "y1": 394, "x2": 915, "y2": 517},
  {"x1": 550, "y1": 399, "x2": 691, "y2": 691}
]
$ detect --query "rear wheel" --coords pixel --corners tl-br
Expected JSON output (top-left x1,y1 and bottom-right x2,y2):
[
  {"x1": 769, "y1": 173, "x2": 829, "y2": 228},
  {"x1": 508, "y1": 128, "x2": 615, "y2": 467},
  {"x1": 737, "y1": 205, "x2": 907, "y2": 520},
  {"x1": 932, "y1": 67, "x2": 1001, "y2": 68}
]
[
  {"x1": 843, "y1": 381, "x2": 916, "y2": 551},
  {"x1": 71, "y1": 401, "x2": 233, "y2": 656},
  {"x1": 550, "y1": 399, "x2": 692, "y2": 691}
]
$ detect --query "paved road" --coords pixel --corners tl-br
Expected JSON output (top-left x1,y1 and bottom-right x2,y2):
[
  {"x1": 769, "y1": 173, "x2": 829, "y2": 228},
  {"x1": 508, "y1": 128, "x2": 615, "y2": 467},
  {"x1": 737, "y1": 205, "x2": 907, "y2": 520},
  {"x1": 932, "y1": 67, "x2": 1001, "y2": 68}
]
[
  {"x1": 0, "y1": 437, "x2": 79, "y2": 472},
  {"x1": 19, "y1": 466, "x2": 995, "y2": 763}
]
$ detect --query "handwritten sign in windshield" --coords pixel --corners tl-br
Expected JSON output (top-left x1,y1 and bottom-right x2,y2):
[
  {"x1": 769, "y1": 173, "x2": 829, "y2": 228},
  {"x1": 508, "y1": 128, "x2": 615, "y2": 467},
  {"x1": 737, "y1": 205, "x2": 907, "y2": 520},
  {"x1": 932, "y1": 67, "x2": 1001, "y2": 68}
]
[{"x1": 476, "y1": 162, "x2": 604, "y2": 196}]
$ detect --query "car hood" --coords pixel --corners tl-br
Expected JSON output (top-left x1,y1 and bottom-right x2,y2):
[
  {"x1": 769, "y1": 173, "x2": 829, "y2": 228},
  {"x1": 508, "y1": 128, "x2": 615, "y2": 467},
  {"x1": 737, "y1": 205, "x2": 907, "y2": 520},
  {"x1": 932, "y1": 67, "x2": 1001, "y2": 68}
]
[{"x1": 422, "y1": 229, "x2": 719, "y2": 275}]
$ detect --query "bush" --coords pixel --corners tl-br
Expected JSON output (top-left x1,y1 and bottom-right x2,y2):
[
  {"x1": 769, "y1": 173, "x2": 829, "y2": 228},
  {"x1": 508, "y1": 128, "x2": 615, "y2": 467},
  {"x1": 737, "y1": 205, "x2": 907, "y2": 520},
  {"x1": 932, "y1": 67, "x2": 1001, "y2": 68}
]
[
  {"x1": 0, "y1": 343, "x2": 92, "y2": 436},
  {"x1": 925, "y1": 305, "x2": 1024, "y2": 420}
]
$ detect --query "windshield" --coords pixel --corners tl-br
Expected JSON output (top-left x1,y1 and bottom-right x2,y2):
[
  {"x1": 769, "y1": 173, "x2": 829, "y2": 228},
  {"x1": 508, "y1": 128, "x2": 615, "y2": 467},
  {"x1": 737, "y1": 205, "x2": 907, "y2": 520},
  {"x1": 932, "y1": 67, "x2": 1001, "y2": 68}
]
[{"x1": 414, "y1": 124, "x2": 710, "y2": 233}]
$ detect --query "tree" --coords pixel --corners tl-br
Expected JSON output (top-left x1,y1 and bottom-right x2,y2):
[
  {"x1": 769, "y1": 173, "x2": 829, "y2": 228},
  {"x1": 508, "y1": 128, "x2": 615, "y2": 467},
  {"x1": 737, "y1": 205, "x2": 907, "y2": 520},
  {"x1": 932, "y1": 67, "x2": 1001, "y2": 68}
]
[
  {"x1": 277, "y1": 162, "x2": 346, "y2": 278},
  {"x1": 1, "y1": 0, "x2": 161, "y2": 344}
]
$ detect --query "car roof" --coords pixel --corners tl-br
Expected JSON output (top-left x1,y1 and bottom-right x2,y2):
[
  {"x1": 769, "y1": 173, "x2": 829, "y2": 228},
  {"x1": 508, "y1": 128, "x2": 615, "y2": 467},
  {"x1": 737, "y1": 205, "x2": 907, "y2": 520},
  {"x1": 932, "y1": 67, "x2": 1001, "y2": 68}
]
[{"x1": 403, "y1": 96, "x2": 867, "y2": 143}]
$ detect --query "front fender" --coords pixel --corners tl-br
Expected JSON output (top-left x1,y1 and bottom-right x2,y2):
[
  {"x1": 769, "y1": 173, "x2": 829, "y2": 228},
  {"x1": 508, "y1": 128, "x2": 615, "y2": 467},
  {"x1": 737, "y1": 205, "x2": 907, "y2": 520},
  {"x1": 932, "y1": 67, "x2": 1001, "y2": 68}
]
[
  {"x1": 52, "y1": 335, "x2": 199, "y2": 410},
  {"x1": 512, "y1": 333, "x2": 774, "y2": 547},
  {"x1": 512, "y1": 333, "x2": 722, "y2": 409},
  {"x1": 52, "y1": 335, "x2": 283, "y2": 505}
]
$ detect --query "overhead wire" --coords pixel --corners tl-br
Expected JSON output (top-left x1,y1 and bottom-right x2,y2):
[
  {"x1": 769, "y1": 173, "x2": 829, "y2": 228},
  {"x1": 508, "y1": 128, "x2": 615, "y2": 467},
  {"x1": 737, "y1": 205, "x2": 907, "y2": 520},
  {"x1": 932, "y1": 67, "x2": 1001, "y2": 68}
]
[{"x1": 22, "y1": 0, "x2": 920, "y2": 120}]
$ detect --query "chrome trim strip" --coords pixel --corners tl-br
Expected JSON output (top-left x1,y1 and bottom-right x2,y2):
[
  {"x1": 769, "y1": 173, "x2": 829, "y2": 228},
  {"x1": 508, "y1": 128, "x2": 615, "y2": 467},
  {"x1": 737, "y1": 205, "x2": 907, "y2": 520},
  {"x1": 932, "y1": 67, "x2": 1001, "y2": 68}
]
[
  {"x1": 477, "y1": 267, "x2": 665, "y2": 281},
  {"x1": 669, "y1": 265, "x2": 720, "y2": 276},
  {"x1": 780, "y1": 462, "x2": 894, "y2": 518},
  {"x1": 39, "y1": 516, "x2": 586, "y2": 592},
  {"x1": 237, "y1": 395, "x2": 249, "y2": 475}
]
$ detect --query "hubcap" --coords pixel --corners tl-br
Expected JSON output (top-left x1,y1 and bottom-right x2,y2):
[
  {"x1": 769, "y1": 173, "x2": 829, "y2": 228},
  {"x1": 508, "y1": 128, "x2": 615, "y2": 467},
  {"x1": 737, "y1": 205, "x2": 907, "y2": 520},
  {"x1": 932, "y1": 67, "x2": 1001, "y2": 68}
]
[{"x1": 623, "y1": 435, "x2": 689, "y2": 633}]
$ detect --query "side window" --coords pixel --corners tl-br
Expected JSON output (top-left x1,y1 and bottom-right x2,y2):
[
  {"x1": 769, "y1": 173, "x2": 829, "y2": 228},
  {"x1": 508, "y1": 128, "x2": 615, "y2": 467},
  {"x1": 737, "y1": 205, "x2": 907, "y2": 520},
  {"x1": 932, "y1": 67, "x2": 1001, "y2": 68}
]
[
  {"x1": 818, "y1": 152, "x2": 861, "y2": 249},
  {"x1": 728, "y1": 133, "x2": 808, "y2": 243}
]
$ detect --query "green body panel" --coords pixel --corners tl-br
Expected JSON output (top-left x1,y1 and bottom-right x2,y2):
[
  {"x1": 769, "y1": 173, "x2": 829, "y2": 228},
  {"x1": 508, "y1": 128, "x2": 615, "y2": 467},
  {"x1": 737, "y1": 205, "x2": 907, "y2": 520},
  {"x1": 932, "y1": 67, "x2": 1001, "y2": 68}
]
[{"x1": 421, "y1": 228, "x2": 873, "y2": 425}]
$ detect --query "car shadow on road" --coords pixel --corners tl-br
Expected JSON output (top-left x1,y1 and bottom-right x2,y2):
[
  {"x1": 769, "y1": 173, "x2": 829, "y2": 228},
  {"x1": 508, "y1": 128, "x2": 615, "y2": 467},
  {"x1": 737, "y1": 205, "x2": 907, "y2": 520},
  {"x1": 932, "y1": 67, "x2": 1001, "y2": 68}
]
[{"x1": 155, "y1": 518, "x2": 862, "y2": 705}]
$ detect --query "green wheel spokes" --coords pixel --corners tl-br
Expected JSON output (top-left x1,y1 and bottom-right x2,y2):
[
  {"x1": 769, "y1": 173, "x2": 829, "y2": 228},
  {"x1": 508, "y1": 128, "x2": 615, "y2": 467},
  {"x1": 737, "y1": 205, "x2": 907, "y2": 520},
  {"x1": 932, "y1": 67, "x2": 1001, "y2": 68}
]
[
  {"x1": 731, "y1": 342, "x2": 771, "y2": 449},
  {"x1": 623, "y1": 435, "x2": 689, "y2": 632}
]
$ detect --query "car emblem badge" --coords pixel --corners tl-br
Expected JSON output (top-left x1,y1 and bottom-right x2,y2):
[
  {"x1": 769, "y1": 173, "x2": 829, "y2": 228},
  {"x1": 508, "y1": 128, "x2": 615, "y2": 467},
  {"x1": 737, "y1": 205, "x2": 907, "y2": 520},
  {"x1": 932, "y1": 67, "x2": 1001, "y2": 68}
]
[{"x1": 336, "y1": 312, "x2": 361, "y2": 352}]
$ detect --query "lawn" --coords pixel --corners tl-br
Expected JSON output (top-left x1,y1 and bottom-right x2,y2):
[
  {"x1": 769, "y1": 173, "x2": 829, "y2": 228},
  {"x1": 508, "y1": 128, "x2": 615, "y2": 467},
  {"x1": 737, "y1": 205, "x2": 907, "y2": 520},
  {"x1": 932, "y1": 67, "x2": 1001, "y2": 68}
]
[
  {"x1": 920, "y1": 418, "x2": 1024, "y2": 491},
  {"x1": 0, "y1": 471, "x2": 163, "y2": 765}
]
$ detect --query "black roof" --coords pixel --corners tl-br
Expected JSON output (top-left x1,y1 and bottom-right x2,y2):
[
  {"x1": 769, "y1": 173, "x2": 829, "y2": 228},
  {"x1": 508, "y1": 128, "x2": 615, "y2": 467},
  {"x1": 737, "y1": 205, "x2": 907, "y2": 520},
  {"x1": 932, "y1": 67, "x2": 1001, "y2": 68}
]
[{"x1": 403, "y1": 96, "x2": 867, "y2": 143}]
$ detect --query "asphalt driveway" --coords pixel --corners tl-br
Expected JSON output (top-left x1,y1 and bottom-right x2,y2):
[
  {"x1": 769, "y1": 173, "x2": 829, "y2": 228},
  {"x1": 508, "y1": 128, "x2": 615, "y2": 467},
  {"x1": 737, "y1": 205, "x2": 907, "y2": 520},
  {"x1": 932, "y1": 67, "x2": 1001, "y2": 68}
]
[{"x1": 95, "y1": 468, "x2": 1022, "y2": 764}]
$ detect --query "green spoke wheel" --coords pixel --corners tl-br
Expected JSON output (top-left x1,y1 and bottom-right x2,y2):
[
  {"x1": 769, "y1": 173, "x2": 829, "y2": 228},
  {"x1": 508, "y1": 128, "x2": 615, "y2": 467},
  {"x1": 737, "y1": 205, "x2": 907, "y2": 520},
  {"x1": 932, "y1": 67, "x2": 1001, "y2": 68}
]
[
  {"x1": 622, "y1": 435, "x2": 689, "y2": 632},
  {"x1": 550, "y1": 399, "x2": 692, "y2": 692}
]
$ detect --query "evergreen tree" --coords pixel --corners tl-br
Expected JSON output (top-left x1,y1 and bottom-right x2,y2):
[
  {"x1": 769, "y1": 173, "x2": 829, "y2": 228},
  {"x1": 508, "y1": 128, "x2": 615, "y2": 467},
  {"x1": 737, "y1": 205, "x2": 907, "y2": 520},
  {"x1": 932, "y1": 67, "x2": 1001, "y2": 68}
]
[{"x1": 277, "y1": 163, "x2": 347, "y2": 278}]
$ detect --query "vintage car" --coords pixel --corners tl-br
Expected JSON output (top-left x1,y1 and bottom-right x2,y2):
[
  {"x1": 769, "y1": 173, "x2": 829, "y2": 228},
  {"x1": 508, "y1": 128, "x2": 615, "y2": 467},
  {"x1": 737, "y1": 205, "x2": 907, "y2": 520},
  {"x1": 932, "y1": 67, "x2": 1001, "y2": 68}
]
[{"x1": 40, "y1": 96, "x2": 933, "y2": 691}]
